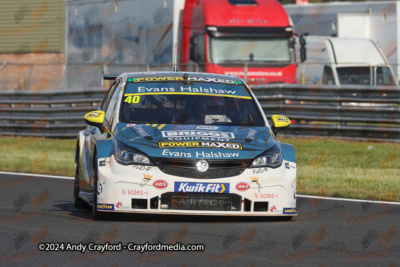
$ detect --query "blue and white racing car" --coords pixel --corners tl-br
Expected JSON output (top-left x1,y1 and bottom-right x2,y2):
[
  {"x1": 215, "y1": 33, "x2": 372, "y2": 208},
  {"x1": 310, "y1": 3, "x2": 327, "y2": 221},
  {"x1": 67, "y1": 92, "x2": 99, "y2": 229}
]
[{"x1": 73, "y1": 72, "x2": 296, "y2": 219}]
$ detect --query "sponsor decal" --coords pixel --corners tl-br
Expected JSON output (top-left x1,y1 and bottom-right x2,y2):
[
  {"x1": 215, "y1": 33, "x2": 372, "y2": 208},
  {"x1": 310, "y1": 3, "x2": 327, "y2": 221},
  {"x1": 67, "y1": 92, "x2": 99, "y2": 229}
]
[
  {"x1": 174, "y1": 125, "x2": 218, "y2": 130},
  {"x1": 252, "y1": 167, "x2": 268, "y2": 174},
  {"x1": 162, "y1": 131, "x2": 234, "y2": 139},
  {"x1": 115, "y1": 201, "x2": 130, "y2": 210},
  {"x1": 134, "y1": 85, "x2": 241, "y2": 96},
  {"x1": 256, "y1": 193, "x2": 278, "y2": 199},
  {"x1": 274, "y1": 153, "x2": 281, "y2": 161},
  {"x1": 126, "y1": 124, "x2": 136, "y2": 127},
  {"x1": 87, "y1": 112, "x2": 101, "y2": 118},
  {"x1": 140, "y1": 174, "x2": 152, "y2": 187},
  {"x1": 99, "y1": 160, "x2": 106, "y2": 167},
  {"x1": 153, "y1": 180, "x2": 168, "y2": 189},
  {"x1": 120, "y1": 151, "x2": 127, "y2": 158},
  {"x1": 166, "y1": 137, "x2": 232, "y2": 142},
  {"x1": 278, "y1": 116, "x2": 287, "y2": 122},
  {"x1": 132, "y1": 165, "x2": 152, "y2": 171},
  {"x1": 122, "y1": 189, "x2": 148, "y2": 196},
  {"x1": 174, "y1": 182, "x2": 229, "y2": 193},
  {"x1": 161, "y1": 149, "x2": 239, "y2": 158},
  {"x1": 159, "y1": 141, "x2": 242, "y2": 150},
  {"x1": 236, "y1": 182, "x2": 250, "y2": 191},
  {"x1": 129, "y1": 76, "x2": 238, "y2": 84},
  {"x1": 270, "y1": 205, "x2": 277, "y2": 212},
  {"x1": 197, "y1": 126, "x2": 218, "y2": 130},
  {"x1": 174, "y1": 125, "x2": 198, "y2": 130},
  {"x1": 97, "y1": 203, "x2": 114, "y2": 211},
  {"x1": 283, "y1": 208, "x2": 296, "y2": 214},
  {"x1": 286, "y1": 162, "x2": 296, "y2": 170}
]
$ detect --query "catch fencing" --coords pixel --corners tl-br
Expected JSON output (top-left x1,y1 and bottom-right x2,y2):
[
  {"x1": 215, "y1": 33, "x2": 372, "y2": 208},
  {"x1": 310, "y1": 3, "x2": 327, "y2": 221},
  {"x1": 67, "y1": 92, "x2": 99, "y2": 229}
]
[{"x1": 0, "y1": 84, "x2": 399, "y2": 140}]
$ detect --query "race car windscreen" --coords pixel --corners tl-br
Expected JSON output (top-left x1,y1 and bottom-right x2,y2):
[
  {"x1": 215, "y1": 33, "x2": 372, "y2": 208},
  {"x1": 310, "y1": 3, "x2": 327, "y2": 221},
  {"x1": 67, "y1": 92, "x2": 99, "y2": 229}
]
[{"x1": 120, "y1": 81, "x2": 264, "y2": 126}]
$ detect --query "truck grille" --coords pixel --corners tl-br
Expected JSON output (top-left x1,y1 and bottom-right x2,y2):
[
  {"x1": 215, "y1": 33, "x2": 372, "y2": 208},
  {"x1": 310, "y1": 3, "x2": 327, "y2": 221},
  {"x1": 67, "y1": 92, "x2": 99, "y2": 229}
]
[{"x1": 152, "y1": 158, "x2": 252, "y2": 178}]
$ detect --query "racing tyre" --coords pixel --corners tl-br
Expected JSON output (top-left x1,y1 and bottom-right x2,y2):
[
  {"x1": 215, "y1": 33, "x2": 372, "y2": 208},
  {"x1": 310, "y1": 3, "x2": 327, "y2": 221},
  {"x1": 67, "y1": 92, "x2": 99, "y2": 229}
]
[
  {"x1": 92, "y1": 154, "x2": 104, "y2": 220},
  {"x1": 280, "y1": 216, "x2": 293, "y2": 221},
  {"x1": 73, "y1": 161, "x2": 89, "y2": 209}
]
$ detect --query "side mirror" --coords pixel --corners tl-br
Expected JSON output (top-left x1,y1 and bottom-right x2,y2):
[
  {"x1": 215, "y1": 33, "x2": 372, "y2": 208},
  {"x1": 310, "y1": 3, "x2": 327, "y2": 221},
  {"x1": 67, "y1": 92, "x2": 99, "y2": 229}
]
[
  {"x1": 189, "y1": 35, "x2": 200, "y2": 62},
  {"x1": 271, "y1": 115, "x2": 291, "y2": 135},
  {"x1": 84, "y1": 111, "x2": 105, "y2": 133},
  {"x1": 299, "y1": 34, "x2": 307, "y2": 62}
]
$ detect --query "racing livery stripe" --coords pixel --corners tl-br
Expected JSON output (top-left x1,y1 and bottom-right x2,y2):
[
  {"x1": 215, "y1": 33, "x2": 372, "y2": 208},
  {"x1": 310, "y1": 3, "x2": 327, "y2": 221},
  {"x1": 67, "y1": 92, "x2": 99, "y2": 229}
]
[{"x1": 123, "y1": 92, "x2": 252, "y2": 99}]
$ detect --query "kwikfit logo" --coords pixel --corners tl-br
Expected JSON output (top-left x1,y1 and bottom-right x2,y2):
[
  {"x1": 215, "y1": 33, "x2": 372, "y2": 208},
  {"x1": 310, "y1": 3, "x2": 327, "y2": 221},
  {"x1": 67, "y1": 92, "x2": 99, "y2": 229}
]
[{"x1": 174, "y1": 182, "x2": 229, "y2": 193}]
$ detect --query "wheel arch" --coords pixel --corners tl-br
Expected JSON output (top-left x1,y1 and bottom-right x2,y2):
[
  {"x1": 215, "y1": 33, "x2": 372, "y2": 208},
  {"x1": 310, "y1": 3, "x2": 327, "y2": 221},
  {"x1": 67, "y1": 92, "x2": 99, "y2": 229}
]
[{"x1": 280, "y1": 143, "x2": 296, "y2": 163}]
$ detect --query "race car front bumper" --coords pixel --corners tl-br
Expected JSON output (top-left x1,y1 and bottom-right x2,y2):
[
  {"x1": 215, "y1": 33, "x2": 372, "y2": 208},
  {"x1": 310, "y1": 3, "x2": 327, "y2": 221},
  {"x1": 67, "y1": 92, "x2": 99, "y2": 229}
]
[{"x1": 95, "y1": 156, "x2": 297, "y2": 216}]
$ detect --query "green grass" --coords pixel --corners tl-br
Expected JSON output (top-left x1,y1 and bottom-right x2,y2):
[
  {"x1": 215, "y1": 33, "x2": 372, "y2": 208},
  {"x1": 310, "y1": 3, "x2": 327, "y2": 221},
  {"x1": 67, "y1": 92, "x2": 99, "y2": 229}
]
[
  {"x1": 280, "y1": 137, "x2": 400, "y2": 202},
  {"x1": 0, "y1": 137, "x2": 76, "y2": 176},
  {"x1": 0, "y1": 136, "x2": 399, "y2": 202}
]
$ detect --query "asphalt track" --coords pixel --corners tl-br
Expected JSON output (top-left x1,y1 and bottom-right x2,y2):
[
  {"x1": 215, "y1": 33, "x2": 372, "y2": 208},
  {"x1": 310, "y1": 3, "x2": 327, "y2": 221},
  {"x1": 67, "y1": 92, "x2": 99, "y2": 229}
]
[{"x1": 1, "y1": 172, "x2": 399, "y2": 266}]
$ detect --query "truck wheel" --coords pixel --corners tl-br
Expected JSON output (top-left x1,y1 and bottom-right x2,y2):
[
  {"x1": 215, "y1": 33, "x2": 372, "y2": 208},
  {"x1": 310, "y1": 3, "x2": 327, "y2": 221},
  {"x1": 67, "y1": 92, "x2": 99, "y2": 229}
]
[{"x1": 73, "y1": 161, "x2": 89, "y2": 209}]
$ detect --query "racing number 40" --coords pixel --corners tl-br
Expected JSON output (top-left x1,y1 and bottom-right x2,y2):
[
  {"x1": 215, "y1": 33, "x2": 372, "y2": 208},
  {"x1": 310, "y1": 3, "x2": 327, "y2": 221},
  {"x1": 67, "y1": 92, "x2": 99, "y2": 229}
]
[{"x1": 124, "y1": 96, "x2": 140, "y2": 104}]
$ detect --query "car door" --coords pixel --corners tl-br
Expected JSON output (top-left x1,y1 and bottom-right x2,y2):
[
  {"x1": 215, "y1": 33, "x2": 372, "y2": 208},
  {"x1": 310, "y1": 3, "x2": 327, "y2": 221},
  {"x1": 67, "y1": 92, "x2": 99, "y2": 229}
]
[{"x1": 84, "y1": 79, "x2": 121, "y2": 190}]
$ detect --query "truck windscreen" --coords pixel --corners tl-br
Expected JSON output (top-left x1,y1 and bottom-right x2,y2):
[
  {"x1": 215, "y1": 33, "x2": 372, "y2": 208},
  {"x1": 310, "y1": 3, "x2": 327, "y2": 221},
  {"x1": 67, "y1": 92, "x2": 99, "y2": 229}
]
[
  {"x1": 337, "y1": 67, "x2": 371, "y2": 86},
  {"x1": 376, "y1": 67, "x2": 396, "y2": 86},
  {"x1": 209, "y1": 37, "x2": 293, "y2": 64}
]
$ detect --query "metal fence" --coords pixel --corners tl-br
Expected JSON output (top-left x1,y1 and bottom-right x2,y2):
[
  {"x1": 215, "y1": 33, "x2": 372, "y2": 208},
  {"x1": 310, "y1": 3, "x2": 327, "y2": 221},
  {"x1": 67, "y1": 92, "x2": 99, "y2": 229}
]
[
  {"x1": 0, "y1": 84, "x2": 399, "y2": 140},
  {"x1": 0, "y1": 89, "x2": 105, "y2": 137},
  {"x1": 252, "y1": 84, "x2": 400, "y2": 141}
]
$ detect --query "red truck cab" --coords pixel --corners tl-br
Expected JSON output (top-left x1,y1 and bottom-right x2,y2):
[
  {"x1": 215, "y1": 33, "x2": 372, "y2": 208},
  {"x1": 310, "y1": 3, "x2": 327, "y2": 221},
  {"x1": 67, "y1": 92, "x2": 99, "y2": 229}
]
[{"x1": 180, "y1": 0, "x2": 296, "y2": 84}]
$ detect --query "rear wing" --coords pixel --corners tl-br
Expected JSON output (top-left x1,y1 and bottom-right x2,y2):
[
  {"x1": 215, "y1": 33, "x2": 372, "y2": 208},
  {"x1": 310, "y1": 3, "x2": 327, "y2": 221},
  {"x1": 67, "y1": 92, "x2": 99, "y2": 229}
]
[
  {"x1": 103, "y1": 74, "x2": 119, "y2": 81},
  {"x1": 102, "y1": 73, "x2": 119, "y2": 86}
]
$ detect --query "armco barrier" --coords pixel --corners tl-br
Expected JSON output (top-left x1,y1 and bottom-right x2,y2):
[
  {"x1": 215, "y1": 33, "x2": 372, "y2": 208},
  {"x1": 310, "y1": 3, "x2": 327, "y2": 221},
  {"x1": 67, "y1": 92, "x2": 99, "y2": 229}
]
[
  {"x1": 0, "y1": 84, "x2": 399, "y2": 140},
  {"x1": 0, "y1": 89, "x2": 105, "y2": 137},
  {"x1": 251, "y1": 84, "x2": 400, "y2": 141}
]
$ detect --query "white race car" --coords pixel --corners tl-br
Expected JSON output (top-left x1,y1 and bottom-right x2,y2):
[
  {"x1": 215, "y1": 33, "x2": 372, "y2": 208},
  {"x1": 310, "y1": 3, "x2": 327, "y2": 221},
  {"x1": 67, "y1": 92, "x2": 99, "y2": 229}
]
[{"x1": 73, "y1": 72, "x2": 296, "y2": 220}]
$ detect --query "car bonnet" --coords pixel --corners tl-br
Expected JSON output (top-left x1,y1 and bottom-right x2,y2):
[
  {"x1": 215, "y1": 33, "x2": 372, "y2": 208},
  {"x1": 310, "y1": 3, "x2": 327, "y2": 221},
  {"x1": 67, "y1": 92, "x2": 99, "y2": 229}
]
[{"x1": 114, "y1": 123, "x2": 278, "y2": 160}]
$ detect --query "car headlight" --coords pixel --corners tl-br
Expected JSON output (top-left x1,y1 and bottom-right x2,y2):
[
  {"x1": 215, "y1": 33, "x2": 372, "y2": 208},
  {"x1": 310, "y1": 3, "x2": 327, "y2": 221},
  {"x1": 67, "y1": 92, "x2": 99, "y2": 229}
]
[
  {"x1": 250, "y1": 145, "x2": 282, "y2": 168},
  {"x1": 114, "y1": 140, "x2": 154, "y2": 166}
]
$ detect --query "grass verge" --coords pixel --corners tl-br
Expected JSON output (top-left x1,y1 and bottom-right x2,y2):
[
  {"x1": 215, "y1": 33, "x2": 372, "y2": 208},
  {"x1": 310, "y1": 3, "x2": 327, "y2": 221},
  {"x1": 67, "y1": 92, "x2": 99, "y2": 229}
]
[
  {"x1": 280, "y1": 137, "x2": 400, "y2": 202},
  {"x1": 0, "y1": 136, "x2": 399, "y2": 202}
]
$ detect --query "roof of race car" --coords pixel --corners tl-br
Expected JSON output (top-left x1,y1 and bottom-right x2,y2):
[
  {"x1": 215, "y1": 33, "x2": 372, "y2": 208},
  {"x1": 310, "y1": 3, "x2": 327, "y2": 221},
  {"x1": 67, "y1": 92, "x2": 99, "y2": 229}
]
[{"x1": 124, "y1": 72, "x2": 243, "y2": 82}]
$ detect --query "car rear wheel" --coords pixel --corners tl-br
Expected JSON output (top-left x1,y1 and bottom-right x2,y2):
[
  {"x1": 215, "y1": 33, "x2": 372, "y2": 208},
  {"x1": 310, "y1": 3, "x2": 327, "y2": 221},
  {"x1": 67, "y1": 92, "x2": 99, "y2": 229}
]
[{"x1": 73, "y1": 161, "x2": 89, "y2": 209}]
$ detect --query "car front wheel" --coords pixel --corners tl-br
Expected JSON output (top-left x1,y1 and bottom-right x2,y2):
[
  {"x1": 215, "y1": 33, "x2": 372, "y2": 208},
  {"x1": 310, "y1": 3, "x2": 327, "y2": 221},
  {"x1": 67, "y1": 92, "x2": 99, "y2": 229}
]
[{"x1": 73, "y1": 161, "x2": 89, "y2": 209}]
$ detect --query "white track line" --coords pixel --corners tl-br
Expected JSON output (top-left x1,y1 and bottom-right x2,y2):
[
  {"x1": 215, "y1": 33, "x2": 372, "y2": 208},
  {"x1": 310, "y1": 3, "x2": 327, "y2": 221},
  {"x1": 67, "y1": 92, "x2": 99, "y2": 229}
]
[
  {"x1": 1, "y1": 171, "x2": 399, "y2": 205},
  {"x1": 0, "y1": 171, "x2": 74, "y2": 180},
  {"x1": 297, "y1": 194, "x2": 400, "y2": 205}
]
